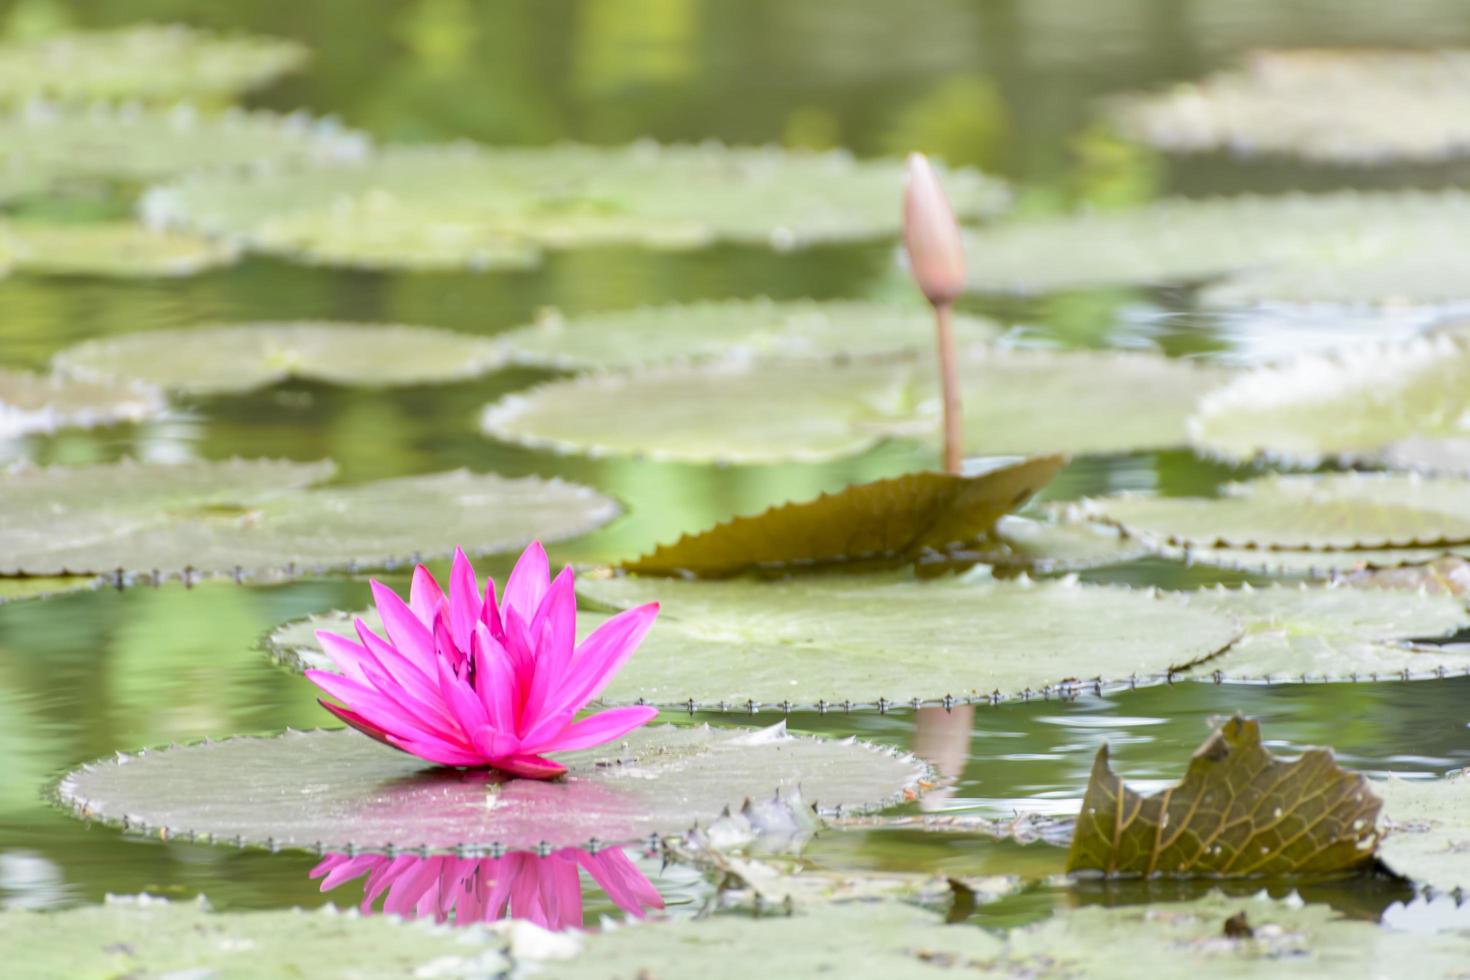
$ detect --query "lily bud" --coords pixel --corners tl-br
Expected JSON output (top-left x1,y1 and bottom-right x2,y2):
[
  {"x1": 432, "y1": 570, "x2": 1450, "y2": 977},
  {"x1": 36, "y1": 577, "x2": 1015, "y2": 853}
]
[{"x1": 902, "y1": 152, "x2": 966, "y2": 307}]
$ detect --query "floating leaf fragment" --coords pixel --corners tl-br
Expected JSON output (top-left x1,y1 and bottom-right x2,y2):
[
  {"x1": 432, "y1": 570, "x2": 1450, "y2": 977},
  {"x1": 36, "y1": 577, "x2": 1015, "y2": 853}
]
[
  {"x1": 55, "y1": 724, "x2": 928, "y2": 853},
  {"x1": 0, "y1": 25, "x2": 308, "y2": 105},
  {"x1": 1067, "y1": 716, "x2": 1381, "y2": 876},
  {"x1": 0, "y1": 368, "x2": 164, "y2": 438},
  {"x1": 1376, "y1": 770, "x2": 1470, "y2": 892},
  {"x1": 54, "y1": 322, "x2": 507, "y2": 395},
  {"x1": 1111, "y1": 49, "x2": 1470, "y2": 164},
  {"x1": 498, "y1": 298, "x2": 999, "y2": 371},
  {"x1": 621, "y1": 455, "x2": 1065, "y2": 577},
  {"x1": 1, "y1": 220, "x2": 237, "y2": 277},
  {"x1": 1081, "y1": 473, "x2": 1470, "y2": 550},
  {"x1": 0, "y1": 895, "x2": 508, "y2": 977},
  {"x1": 0, "y1": 459, "x2": 616, "y2": 578},
  {"x1": 1340, "y1": 556, "x2": 1470, "y2": 597},
  {"x1": 144, "y1": 143, "x2": 1008, "y2": 269}
]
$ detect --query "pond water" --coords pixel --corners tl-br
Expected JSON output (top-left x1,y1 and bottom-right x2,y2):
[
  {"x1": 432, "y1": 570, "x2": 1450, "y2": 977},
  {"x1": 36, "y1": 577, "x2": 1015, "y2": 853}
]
[{"x1": 3, "y1": 0, "x2": 1470, "y2": 946}]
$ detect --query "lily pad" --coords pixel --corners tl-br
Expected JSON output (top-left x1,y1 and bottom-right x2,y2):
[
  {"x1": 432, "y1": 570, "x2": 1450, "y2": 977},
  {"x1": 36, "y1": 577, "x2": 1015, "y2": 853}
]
[
  {"x1": 142, "y1": 143, "x2": 1009, "y2": 270},
  {"x1": 0, "y1": 25, "x2": 308, "y2": 105},
  {"x1": 1377, "y1": 770, "x2": 1470, "y2": 892},
  {"x1": 55, "y1": 723, "x2": 929, "y2": 853},
  {"x1": 498, "y1": 299, "x2": 1000, "y2": 371},
  {"x1": 2, "y1": 220, "x2": 238, "y2": 277},
  {"x1": 621, "y1": 455, "x2": 1065, "y2": 577},
  {"x1": 0, "y1": 576, "x2": 102, "y2": 604},
  {"x1": 1068, "y1": 716, "x2": 1381, "y2": 876},
  {"x1": 960, "y1": 191, "x2": 1470, "y2": 307},
  {"x1": 54, "y1": 322, "x2": 508, "y2": 395},
  {"x1": 0, "y1": 895, "x2": 507, "y2": 978},
  {"x1": 1190, "y1": 335, "x2": 1470, "y2": 468},
  {"x1": 1173, "y1": 584, "x2": 1470, "y2": 683},
  {"x1": 1341, "y1": 556, "x2": 1470, "y2": 596},
  {"x1": 0, "y1": 103, "x2": 366, "y2": 202},
  {"x1": 1081, "y1": 473, "x2": 1470, "y2": 550},
  {"x1": 0, "y1": 368, "x2": 164, "y2": 438},
  {"x1": 1110, "y1": 49, "x2": 1470, "y2": 164},
  {"x1": 1164, "y1": 541, "x2": 1470, "y2": 578},
  {"x1": 481, "y1": 348, "x2": 1227, "y2": 464},
  {"x1": 0, "y1": 459, "x2": 617, "y2": 578},
  {"x1": 954, "y1": 515, "x2": 1152, "y2": 573}
]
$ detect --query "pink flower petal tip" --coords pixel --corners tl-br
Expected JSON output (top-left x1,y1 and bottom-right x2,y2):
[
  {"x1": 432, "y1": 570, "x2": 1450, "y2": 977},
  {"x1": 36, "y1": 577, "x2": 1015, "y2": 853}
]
[
  {"x1": 310, "y1": 542, "x2": 660, "y2": 779},
  {"x1": 902, "y1": 151, "x2": 967, "y2": 308}
]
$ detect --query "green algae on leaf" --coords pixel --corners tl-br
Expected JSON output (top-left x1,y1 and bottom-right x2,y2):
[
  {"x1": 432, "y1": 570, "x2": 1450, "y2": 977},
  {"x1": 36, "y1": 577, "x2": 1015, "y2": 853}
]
[
  {"x1": 0, "y1": 367, "x2": 164, "y2": 438},
  {"x1": 0, "y1": 459, "x2": 616, "y2": 578},
  {"x1": 1110, "y1": 49, "x2": 1470, "y2": 164},
  {"x1": 54, "y1": 322, "x2": 508, "y2": 395},
  {"x1": 959, "y1": 190, "x2": 1470, "y2": 307},
  {"x1": 0, "y1": 25, "x2": 308, "y2": 105},
  {"x1": 1081, "y1": 473, "x2": 1470, "y2": 551},
  {"x1": 56, "y1": 723, "x2": 928, "y2": 853},
  {"x1": 499, "y1": 298, "x2": 1000, "y2": 371},
  {"x1": 1376, "y1": 769, "x2": 1470, "y2": 892},
  {"x1": 622, "y1": 455, "x2": 1065, "y2": 577},
  {"x1": 482, "y1": 347, "x2": 1225, "y2": 464},
  {"x1": 142, "y1": 143, "x2": 1009, "y2": 270},
  {"x1": 2, "y1": 220, "x2": 238, "y2": 277},
  {"x1": 1068, "y1": 716, "x2": 1381, "y2": 876},
  {"x1": 0, "y1": 895, "x2": 507, "y2": 978}
]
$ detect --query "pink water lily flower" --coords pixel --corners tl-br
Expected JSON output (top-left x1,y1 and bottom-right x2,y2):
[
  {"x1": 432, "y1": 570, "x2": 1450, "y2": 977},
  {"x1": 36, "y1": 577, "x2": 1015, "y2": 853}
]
[{"x1": 307, "y1": 541, "x2": 659, "y2": 779}]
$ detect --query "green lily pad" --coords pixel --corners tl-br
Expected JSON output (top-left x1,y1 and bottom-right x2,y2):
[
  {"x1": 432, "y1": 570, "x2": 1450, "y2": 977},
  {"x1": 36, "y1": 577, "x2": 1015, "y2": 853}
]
[
  {"x1": 0, "y1": 367, "x2": 164, "y2": 438},
  {"x1": 56, "y1": 724, "x2": 929, "y2": 853},
  {"x1": 1110, "y1": 49, "x2": 1470, "y2": 164},
  {"x1": 1081, "y1": 473, "x2": 1470, "y2": 550},
  {"x1": 1377, "y1": 770, "x2": 1470, "y2": 892},
  {"x1": 1162, "y1": 541, "x2": 1470, "y2": 578},
  {"x1": 143, "y1": 143, "x2": 1009, "y2": 270},
  {"x1": 499, "y1": 299, "x2": 1000, "y2": 371},
  {"x1": 1190, "y1": 335, "x2": 1470, "y2": 468},
  {"x1": 961, "y1": 515, "x2": 1152, "y2": 573},
  {"x1": 960, "y1": 191, "x2": 1470, "y2": 307},
  {"x1": 1341, "y1": 556, "x2": 1470, "y2": 596},
  {"x1": 1174, "y1": 583, "x2": 1470, "y2": 683},
  {"x1": 2, "y1": 220, "x2": 238, "y2": 277},
  {"x1": 622, "y1": 455, "x2": 1065, "y2": 577},
  {"x1": 0, "y1": 895, "x2": 507, "y2": 978},
  {"x1": 481, "y1": 348, "x2": 1227, "y2": 464},
  {"x1": 0, "y1": 25, "x2": 308, "y2": 105},
  {"x1": 0, "y1": 576, "x2": 102, "y2": 604},
  {"x1": 0, "y1": 103, "x2": 366, "y2": 203},
  {"x1": 54, "y1": 322, "x2": 508, "y2": 395},
  {"x1": 0, "y1": 459, "x2": 617, "y2": 578},
  {"x1": 1069, "y1": 716, "x2": 1381, "y2": 876}
]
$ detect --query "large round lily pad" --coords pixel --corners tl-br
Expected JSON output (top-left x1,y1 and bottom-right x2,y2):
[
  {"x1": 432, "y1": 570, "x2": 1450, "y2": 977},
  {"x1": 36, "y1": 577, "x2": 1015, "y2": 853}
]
[
  {"x1": 0, "y1": 25, "x2": 308, "y2": 105},
  {"x1": 1377, "y1": 770, "x2": 1470, "y2": 892},
  {"x1": 1081, "y1": 473, "x2": 1470, "y2": 550},
  {"x1": 2, "y1": 220, "x2": 238, "y2": 277},
  {"x1": 0, "y1": 103, "x2": 366, "y2": 202},
  {"x1": 0, "y1": 368, "x2": 164, "y2": 438},
  {"x1": 481, "y1": 347, "x2": 1227, "y2": 464},
  {"x1": 56, "y1": 723, "x2": 929, "y2": 853},
  {"x1": 1110, "y1": 49, "x2": 1470, "y2": 164},
  {"x1": 1190, "y1": 334, "x2": 1470, "y2": 468},
  {"x1": 0, "y1": 896, "x2": 506, "y2": 978},
  {"x1": 499, "y1": 299, "x2": 999, "y2": 371},
  {"x1": 54, "y1": 322, "x2": 507, "y2": 395},
  {"x1": 0, "y1": 459, "x2": 617, "y2": 578},
  {"x1": 960, "y1": 191, "x2": 1470, "y2": 307},
  {"x1": 142, "y1": 143, "x2": 1009, "y2": 270}
]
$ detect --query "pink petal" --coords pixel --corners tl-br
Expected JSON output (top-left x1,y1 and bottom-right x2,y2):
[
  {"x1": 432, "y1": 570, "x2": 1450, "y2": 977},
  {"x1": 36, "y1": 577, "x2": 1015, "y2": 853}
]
[
  {"x1": 309, "y1": 671, "x2": 456, "y2": 748},
  {"x1": 579, "y1": 849, "x2": 664, "y2": 917},
  {"x1": 501, "y1": 540, "x2": 549, "y2": 624},
  {"x1": 532, "y1": 705, "x2": 658, "y2": 754},
  {"x1": 492, "y1": 753, "x2": 567, "y2": 779},
  {"x1": 385, "y1": 732, "x2": 487, "y2": 768},
  {"x1": 546, "y1": 602, "x2": 659, "y2": 717},
  {"x1": 449, "y1": 548, "x2": 482, "y2": 652},
  {"x1": 436, "y1": 651, "x2": 488, "y2": 736},
  {"x1": 469, "y1": 724, "x2": 521, "y2": 762},
  {"x1": 353, "y1": 618, "x2": 450, "y2": 724},
  {"x1": 408, "y1": 565, "x2": 445, "y2": 627},
  {"x1": 315, "y1": 629, "x2": 373, "y2": 685},
  {"x1": 481, "y1": 576, "x2": 504, "y2": 641},
  {"x1": 316, "y1": 698, "x2": 394, "y2": 747},
  {"x1": 372, "y1": 580, "x2": 438, "y2": 673},
  {"x1": 472, "y1": 623, "x2": 517, "y2": 731},
  {"x1": 518, "y1": 567, "x2": 578, "y2": 730}
]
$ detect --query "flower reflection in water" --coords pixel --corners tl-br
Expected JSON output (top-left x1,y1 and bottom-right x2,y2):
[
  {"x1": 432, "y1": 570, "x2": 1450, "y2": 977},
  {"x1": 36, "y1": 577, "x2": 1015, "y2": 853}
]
[{"x1": 311, "y1": 847, "x2": 664, "y2": 931}]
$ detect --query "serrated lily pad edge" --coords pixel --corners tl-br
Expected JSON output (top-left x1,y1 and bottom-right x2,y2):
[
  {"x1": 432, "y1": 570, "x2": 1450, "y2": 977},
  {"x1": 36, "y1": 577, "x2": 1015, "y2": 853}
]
[{"x1": 51, "y1": 726, "x2": 937, "y2": 857}]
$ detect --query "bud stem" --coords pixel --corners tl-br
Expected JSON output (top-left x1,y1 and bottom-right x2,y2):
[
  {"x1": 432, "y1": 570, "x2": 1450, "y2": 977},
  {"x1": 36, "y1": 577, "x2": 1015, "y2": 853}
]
[{"x1": 934, "y1": 302, "x2": 964, "y2": 474}]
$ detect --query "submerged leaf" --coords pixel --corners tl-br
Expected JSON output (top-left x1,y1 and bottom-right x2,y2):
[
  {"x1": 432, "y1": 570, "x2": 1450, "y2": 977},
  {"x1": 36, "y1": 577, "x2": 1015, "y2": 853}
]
[
  {"x1": 2, "y1": 221, "x2": 237, "y2": 277},
  {"x1": 1111, "y1": 49, "x2": 1470, "y2": 164},
  {"x1": 960, "y1": 190, "x2": 1470, "y2": 306},
  {"x1": 622, "y1": 455, "x2": 1065, "y2": 577},
  {"x1": 1376, "y1": 769, "x2": 1470, "y2": 891},
  {"x1": 1067, "y1": 716, "x2": 1381, "y2": 876},
  {"x1": 482, "y1": 347, "x2": 1225, "y2": 464},
  {"x1": 0, "y1": 368, "x2": 164, "y2": 438},
  {"x1": 0, "y1": 896, "x2": 507, "y2": 976},
  {"x1": 55, "y1": 322, "x2": 507, "y2": 395},
  {"x1": 56, "y1": 724, "x2": 928, "y2": 853},
  {"x1": 144, "y1": 143, "x2": 1009, "y2": 270},
  {"x1": 1082, "y1": 473, "x2": 1470, "y2": 550},
  {"x1": 499, "y1": 299, "x2": 999, "y2": 371},
  {"x1": 0, "y1": 459, "x2": 616, "y2": 578},
  {"x1": 0, "y1": 25, "x2": 307, "y2": 104}
]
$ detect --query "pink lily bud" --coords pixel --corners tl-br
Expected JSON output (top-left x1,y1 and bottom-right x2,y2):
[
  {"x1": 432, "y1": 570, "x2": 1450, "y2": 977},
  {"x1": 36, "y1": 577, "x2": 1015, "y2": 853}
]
[{"x1": 902, "y1": 152, "x2": 967, "y2": 307}]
